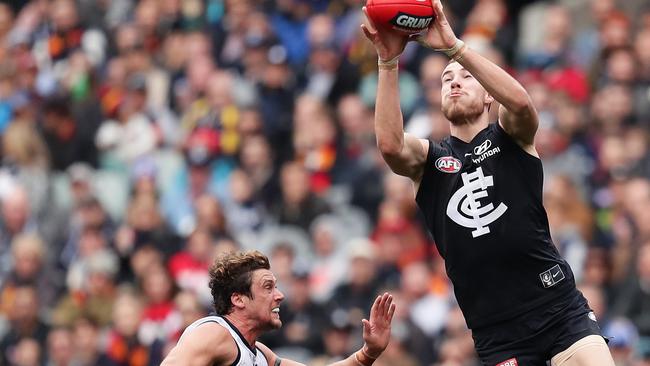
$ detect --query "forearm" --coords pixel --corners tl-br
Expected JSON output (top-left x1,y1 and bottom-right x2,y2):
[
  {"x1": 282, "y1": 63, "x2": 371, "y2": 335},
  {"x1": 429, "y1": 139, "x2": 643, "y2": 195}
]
[
  {"x1": 456, "y1": 46, "x2": 531, "y2": 113},
  {"x1": 328, "y1": 347, "x2": 378, "y2": 366},
  {"x1": 375, "y1": 68, "x2": 405, "y2": 156}
]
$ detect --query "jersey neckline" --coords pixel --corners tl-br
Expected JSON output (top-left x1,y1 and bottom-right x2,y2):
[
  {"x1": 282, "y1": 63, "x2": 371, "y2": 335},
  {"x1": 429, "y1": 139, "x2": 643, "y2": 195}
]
[
  {"x1": 448, "y1": 123, "x2": 492, "y2": 147},
  {"x1": 221, "y1": 315, "x2": 258, "y2": 356}
]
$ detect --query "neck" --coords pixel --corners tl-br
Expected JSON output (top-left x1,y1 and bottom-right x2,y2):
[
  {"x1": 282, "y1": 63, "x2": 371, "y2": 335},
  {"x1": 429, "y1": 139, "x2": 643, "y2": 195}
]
[
  {"x1": 449, "y1": 113, "x2": 490, "y2": 143},
  {"x1": 223, "y1": 313, "x2": 261, "y2": 348}
]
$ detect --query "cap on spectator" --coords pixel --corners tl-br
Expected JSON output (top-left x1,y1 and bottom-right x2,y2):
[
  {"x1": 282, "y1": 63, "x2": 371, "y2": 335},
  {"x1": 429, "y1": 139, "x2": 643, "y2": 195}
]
[
  {"x1": 267, "y1": 44, "x2": 288, "y2": 65},
  {"x1": 86, "y1": 250, "x2": 119, "y2": 278},
  {"x1": 126, "y1": 73, "x2": 147, "y2": 92},
  {"x1": 8, "y1": 92, "x2": 30, "y2": 110},
  {"x1": 326, "y1": 307, "x2": 354, "y2": 331},
  {"x1": 292, "y1": 262, "x2": 311, "y2": 280},
  {"x1": 185, "y1": 128, "x2": 220, "y2": 167},
  {"x1": 545, "y1": 68, "x2": 589, "y2": 103},
  {"x1": 67, "y1": 162, "x2": 94, "y2": 184},
  {"x1": 131, "y1": 157, "x2": 158, "y2": 182},
  {"x1": 7, "y1": 30, "x2": 30, "y2": 48},
  {"x1": 245, "y1": 33, "x2": 273, "y2": 49},
  {"x1": 348, "y1": 238, "x2": 375, "y2": 261}
]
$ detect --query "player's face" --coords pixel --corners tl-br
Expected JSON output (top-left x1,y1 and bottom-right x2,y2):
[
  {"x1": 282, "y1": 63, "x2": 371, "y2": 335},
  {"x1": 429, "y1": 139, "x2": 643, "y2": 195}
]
[
  {"x1": 247, "y1": 269, "x2": 284, "y2": 331},
  {"x1": 440, "y1": 62, "x2": 491, "y2": 124}
]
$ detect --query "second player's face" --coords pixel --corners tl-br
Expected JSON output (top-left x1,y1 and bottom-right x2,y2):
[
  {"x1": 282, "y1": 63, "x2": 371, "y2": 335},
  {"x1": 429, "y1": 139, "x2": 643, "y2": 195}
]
[
  {"x1": 440, "y1": 62, "x2": 490, "y2": 124},
  {"x1": 247, "y1": 269, "x2": 284, "y2": 331}
]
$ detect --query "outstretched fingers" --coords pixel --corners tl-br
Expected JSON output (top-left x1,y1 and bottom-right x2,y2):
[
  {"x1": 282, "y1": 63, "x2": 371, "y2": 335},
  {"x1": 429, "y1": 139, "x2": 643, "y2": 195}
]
[
  {"x1": 431, "y1": 0, "x2": 447, "y2": 23},
  {"x1": 376, "y1": 293, "x2": 393, "y2": 322},
  {"x1": 387, "y1": 302, "x2": 396, "y2": 322},
  {"x1": 362, "y1": 7, "x2": 378, "y2": 32},
  {"x1": 361, "y1": 6, "x2": 377, "y2": 42}
]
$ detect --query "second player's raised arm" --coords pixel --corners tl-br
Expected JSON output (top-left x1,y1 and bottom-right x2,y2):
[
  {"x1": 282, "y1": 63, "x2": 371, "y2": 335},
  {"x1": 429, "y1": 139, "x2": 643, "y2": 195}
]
[{"x1": 258, "y1": 293, "x2": 396, "y2": 366}]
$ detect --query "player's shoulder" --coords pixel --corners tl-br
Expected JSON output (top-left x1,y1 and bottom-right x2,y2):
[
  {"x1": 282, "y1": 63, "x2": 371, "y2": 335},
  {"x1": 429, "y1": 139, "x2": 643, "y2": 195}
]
[{"x1": 176, "y1": 321, "x2": 238, "y2": 364}]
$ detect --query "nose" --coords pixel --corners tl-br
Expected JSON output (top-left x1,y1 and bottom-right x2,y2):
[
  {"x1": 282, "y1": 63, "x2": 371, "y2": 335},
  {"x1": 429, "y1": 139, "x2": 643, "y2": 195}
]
[
  {"x1": 450, "y1": 78, "x2": 461, "y2": 89},
  {"x1": 275, "y1": 289, "x2": 285, "y2": 302}
]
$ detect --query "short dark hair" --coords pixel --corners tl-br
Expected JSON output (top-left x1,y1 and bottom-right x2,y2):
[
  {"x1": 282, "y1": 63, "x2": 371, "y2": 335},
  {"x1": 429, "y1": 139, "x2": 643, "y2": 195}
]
[{"x1": 209, "y1": 250, "x2": 270, "y2": 315}]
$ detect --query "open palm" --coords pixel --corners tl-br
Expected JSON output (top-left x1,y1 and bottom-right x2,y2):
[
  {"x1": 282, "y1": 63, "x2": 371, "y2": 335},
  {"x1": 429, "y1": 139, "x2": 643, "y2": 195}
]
[
  {"x1": 360, "y1": 8, "x2": 409, "y2": 61},
  {"x1": 362, "y1": 293, "x2": 396, "y2": 358}
]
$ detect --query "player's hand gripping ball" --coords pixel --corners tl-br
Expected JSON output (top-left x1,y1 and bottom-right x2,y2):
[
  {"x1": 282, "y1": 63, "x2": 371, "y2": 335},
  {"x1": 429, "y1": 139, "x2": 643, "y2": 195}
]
[{"x1": 365, "y1": 0, "x2": 435, "y2": 35}]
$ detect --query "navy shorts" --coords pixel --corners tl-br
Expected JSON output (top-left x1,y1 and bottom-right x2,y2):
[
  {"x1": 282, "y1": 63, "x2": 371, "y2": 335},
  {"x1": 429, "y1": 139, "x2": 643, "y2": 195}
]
[{"x1": 471, "y1": 294, "x2": 605, "y2": 366}]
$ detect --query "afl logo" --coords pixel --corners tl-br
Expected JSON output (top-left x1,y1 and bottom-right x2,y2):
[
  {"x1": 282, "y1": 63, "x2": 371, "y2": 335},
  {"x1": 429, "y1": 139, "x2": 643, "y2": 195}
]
[{"x1": 435, "y1": 156, "x2": 462, "y2": 173}]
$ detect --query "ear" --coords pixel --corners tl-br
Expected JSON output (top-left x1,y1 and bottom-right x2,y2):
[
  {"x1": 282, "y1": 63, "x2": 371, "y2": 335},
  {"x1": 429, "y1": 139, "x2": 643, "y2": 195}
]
[
  {"x1": 231, "y1": 293, "x2": 247, "y2": 310},
  {"x1": 485, "y1": 93, "x2": 495, "y2": 106}
]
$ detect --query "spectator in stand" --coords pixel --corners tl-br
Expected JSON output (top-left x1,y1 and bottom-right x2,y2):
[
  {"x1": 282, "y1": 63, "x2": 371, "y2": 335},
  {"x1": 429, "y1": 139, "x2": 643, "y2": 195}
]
[
  {"x1": 168, "y1": 229, "x2": 213, "y2": 307},
  {"x1": 0, "y1": 234, "x2": 62, "y2": 315},
  {"x1": 270, "y1": 160, "x2": 330, "y2": 232},
  {"x1": 70, "y1": 316, "x2": 111, "y2": 366},
  {"x1": 613, "y1": 242, "x2": 650, "y2": 343},
  {"x1": 193, "y1": 194, "x2": 231, "y2": 239},
  {"x1": 44, "y1": 326, "x2": 74, "y2": 366},
  {"x1": 326, "y1": 241, "x2": 380, "y2": 324},
  {"x1": 138, "y1": 264, "x2": 181, "y2": 347},
  {"x1": 104, "y1": 289, "x2": 152, "y2": 366},
  {"x1": 115, "y1": 193, "x2": 179, "y2": 265},
  {"x1": 52, "y1": 250, "x2": 118, "y2": 327},
  {"x1": 0, "y1": 285, "x2": 49, "y2": 365},
  {"x1": 238, "y1": 134, "x2": 279, "y2": 209},
  {"x1": 0, "y1": 184, "x2": 37, "y2": 283},
  {"x1": 40, "y1": 97, "x2": 98, "y2": 171}
]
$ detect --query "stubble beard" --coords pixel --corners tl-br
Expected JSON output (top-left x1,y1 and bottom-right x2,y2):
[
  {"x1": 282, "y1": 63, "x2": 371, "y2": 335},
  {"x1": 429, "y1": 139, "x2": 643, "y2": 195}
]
[{"x1": 442, "y1": 98, "x2": 485, "y2": 126}]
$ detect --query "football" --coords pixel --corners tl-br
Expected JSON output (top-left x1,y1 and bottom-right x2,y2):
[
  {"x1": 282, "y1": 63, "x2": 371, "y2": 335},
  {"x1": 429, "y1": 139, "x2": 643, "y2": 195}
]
[{"x1": 365, "y1": 0, "x2": 435, "y2": 35}]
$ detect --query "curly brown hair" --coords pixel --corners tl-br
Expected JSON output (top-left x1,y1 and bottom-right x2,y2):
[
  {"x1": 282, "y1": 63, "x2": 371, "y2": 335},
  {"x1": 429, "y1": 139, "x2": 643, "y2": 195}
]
[{"x1": 208, "y1": 250, "x2": 270, "y2": 315}]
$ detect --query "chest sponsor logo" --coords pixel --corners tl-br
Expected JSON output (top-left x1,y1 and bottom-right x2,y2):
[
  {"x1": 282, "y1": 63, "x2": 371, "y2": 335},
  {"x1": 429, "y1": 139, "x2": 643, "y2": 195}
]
[
  {"x1": 496, "y1": 358, "x2": 518, "y2": 366},
  {"x1": 446, "y1": 167, "x2": 508, "y2": 237},
  {"x1": 472, "y1": 139, "x2": 501, "y2": 164},
  {"x1": 539, "y1": 264, "x2": 565, "y2": 288},
  {"x1": 474, "y1": 139, "x2": 492, "y2": 155},
  {"x1": 435, "y1": 156, "x2": 462, "y2": 173}
]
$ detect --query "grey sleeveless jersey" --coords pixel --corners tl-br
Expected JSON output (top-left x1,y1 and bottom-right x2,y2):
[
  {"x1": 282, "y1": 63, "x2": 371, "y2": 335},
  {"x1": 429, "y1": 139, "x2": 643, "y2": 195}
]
[{"x1": 179, "y1": 315, "x2": 270, "y2": 366}]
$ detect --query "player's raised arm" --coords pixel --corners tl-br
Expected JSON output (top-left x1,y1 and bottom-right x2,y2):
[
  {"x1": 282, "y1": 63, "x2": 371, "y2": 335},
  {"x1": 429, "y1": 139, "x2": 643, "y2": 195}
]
[
  {"x1": 161, "y1": 323, "x2": 237, "y2": 366},
  {"x1": 361, "y1": 9, "x2": 429, "y2": 182},
  {"x1": 418, "y1": 0, "x2": 538, "y2": 150},
  {"x1": 257, "y1": 293, "x2": 396, "y2": 366}
]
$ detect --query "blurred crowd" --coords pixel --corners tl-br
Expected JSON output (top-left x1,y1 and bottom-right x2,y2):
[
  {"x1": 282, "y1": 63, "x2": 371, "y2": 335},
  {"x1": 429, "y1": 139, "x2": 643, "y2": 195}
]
[{"x1": 0, "y1": 0, "x2": 649, "y2": 365}]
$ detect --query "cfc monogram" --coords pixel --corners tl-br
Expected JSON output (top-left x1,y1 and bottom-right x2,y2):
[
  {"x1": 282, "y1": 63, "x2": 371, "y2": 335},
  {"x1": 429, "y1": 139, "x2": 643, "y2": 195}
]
[{"x1": 446, "y1": 167, "x2": 508, "y2": 237}]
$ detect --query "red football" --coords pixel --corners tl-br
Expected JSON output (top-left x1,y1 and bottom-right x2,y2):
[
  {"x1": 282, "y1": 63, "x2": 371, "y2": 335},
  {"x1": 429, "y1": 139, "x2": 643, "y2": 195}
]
[{"x1": 365, "y1": 0, "x2": 435, "y2": 35}]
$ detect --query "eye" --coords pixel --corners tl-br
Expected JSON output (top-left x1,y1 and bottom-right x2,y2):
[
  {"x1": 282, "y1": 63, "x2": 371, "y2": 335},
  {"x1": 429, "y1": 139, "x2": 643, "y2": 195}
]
[{"x1": 464, "y1": 74, "x2": 472, "y2": 79}]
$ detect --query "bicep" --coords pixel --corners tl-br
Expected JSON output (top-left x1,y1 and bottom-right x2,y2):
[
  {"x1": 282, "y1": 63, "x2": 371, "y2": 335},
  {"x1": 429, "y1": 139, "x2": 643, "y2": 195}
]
[
  {"x1": 498, "y1": 101, "x2": 539, "y2": 148},
  {"x1": 381, "y1": 133, "x2": 429, "y2": 181}
]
